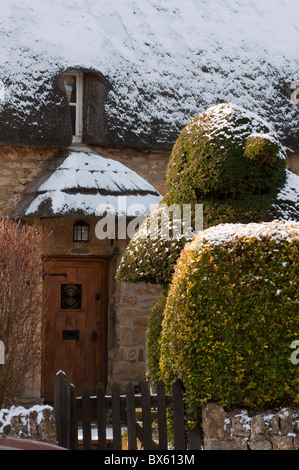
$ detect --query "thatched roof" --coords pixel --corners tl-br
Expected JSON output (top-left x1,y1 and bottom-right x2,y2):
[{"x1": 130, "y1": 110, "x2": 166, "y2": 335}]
[
  {"x1": 0, "y1": 0, "x2": 299, "y2": 150},
  {"x1": 11, "y1": 150, "x2": 162, "y2": 218}
]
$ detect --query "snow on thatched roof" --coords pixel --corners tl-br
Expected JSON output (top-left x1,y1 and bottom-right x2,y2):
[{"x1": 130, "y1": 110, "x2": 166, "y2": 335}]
[
  {"x1": 12, "y1": 151, "x2": 162, "y2": 218},
  {"x1": 1, "y1": 0, "x2": 299, "y2": 149}
]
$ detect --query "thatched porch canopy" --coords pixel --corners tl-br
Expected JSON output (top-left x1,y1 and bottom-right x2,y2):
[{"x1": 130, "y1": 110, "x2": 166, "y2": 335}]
[{"x1": 11, "y1": 151, "x2": 162, "y2": 219}]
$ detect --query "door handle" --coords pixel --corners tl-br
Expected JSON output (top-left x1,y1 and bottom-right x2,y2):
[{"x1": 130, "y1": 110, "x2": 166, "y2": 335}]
[{"x1": 91, "y1": 330, "x2": 99, "y2": 341}]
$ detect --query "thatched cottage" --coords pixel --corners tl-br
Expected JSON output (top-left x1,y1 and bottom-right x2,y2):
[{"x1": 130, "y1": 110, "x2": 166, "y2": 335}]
[{"x1": 0, "y1": 0, "x2": 299, "y2": 402}]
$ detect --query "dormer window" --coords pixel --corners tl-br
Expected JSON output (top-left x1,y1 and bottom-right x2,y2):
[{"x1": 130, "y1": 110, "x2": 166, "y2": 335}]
[{"x1": 63, "y1": 71, "x2": 83, "y2": 143}]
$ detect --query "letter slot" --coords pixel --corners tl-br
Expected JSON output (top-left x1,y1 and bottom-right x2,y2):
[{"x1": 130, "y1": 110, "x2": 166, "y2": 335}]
[{"x1": 62, "y1": 330, "x2": 80, "y2": 340}]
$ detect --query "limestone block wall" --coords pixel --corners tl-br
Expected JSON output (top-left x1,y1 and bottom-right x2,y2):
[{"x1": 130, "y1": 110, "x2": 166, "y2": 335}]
[
  {"x1": 202, "y1": 403, "x2": 299, "y2": 450},
  {"x1": 287, "y1": 153, "x2": 299, "y2": 175},
  {"x1": 108, "y1": 280, "x2": 161, "y2": 391},
  {"x1": 2, "y1": 401, "x2": 298, "y2": 450},
  {"x1": 0, "y1": 144, "x2": 297, "y2": 220},
  {"x1": 0, "y1": 145, "x2": 65, "y2": 217}
]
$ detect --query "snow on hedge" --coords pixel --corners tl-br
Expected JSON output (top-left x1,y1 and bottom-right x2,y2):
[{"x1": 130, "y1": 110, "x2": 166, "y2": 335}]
[{"x1": 188, "y1": 219, "x2": 299, "y2": 251}]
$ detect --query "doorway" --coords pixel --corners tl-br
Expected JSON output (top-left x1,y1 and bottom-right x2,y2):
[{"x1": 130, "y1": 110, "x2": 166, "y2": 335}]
[{"x1": 41, "y1": 257, "x2": 109, "y2": 402}]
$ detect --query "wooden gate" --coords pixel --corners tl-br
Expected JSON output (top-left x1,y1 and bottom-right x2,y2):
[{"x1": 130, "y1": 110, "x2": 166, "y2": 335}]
[
  {"x1": 42, "y1": 257, "x2": 109, "y2": 402},
  {"x1": 54, "y1": 371, "x2": 202, "y2": 450}
]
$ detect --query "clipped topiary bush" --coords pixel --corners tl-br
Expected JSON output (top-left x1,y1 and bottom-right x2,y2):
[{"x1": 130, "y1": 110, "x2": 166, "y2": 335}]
[
  {"x1": 117, "y1": 103, "x2": 299, "y2": 386},
  {"x1": 159, "y1": 220, "x2": 299, "y2": 417},
  {"x1": 117, "y1": 201, "x2": 195, "y2": 285},
  {"x1": 145, "y1": 288, "x2": 168, "y2": 385},
  {"x1": 117, "y1": 103, "x2": 299, "y2": 286},
  {"x1": 166, "y1": 105, "x2": 285, "y2": 202}
]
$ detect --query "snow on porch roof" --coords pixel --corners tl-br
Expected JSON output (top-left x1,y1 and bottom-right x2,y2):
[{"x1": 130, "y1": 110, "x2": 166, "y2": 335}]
[{"x1": 12, "y1": 151, "x2": 162, "y2": 218}]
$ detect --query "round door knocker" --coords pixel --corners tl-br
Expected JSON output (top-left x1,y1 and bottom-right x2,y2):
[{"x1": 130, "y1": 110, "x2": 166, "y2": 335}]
[{"x1": 61, "y1": 284, "x2": 82, "y2": 310}]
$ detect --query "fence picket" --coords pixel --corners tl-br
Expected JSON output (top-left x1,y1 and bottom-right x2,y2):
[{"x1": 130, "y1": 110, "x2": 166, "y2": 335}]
[
  {"x1": 54, "y1": 371, "x2": 77, "y2": 450},
  {"x1": 96, "y1": 382, "x2": 106, "y2": 450},
  {"x1": 140, "y1": 381, "x2": 152, "y2": 450},
  {"x1": 156, "y1": 380, "x2": 168, "y2": 450},
  {"x1": 81, "y1": 383, "x2": 92, "y2": 450},
  {"x1": 126, "y1": 382, "x2": 137, "y2": 450},
  {"x1": 69, "y1": 382, "x2": 78, "y2": 450},
  {"x1": 111, "y1": 383, "x2": 122, "y2": 450},
  {"x1": 188, "y1": 421, "x2": 202, "y2": 450}
]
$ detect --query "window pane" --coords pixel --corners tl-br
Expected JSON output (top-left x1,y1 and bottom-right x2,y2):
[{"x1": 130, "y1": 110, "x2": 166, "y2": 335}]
[
  {"x1": 74, "y1": 223, "x2": 89, "y2": 242},
  {"x1": 81, "y1": 226, "x2": 89, "y2": 241},
  {"x1": 63, "y1": 75, "x2": 77, "y2": 103},
  {"x1": 74, "y1": 225, "x2": 80, "y2": 241},
  {"x1": 69, "y1": 105, "x2": 76, "y2": 135}
]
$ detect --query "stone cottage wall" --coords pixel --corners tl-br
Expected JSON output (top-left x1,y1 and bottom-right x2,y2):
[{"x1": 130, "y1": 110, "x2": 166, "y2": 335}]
[
  {"x1": 287, "y1": 153, "x2": 299, "y2": 175},
  {"x1": 0, "y1": 145, "x2": 64, "y2": 217},
  {"x1": 0, "y1": 144, "x2": 297, "y2": 219},
  {"x1": 202, "y1": 402, "x2": 299, "y2": 450},
  {"x1": 108, "y1": 280, "x2": 161, "y2": 391}
]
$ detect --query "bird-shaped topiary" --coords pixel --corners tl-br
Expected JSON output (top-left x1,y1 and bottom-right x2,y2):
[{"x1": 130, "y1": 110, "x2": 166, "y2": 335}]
[{"x1": 117, "y1": 103, "x2": 299, "y2": 286}]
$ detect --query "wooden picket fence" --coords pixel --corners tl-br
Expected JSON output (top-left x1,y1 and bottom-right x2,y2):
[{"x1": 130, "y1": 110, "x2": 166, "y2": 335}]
[{"x1": 54, "y1": 371, "x2": 201, "y2": 450}]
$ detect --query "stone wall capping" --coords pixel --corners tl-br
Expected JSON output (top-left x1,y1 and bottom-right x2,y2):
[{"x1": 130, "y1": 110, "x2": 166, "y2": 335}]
[
  {"x1": 0, "y1": 405, "x2": 57, "y2": 444},
  {"x1": 201, "y1": 402, "x2": 299, "y2": 450}
]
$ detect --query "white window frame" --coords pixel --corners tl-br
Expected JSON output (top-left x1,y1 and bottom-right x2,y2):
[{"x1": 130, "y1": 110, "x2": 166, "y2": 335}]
[
  {"x1": 64, "y1": 70, "x2": 83, "y2": 143},
  {"x1": 289, "y1": 82, "x2": 299, "y2": 107}
]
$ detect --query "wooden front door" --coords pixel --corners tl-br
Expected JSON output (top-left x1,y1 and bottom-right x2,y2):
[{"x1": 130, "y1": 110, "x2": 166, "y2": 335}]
[{"x1": 42, "y1": 257, "x2": 109, "y2": 402}]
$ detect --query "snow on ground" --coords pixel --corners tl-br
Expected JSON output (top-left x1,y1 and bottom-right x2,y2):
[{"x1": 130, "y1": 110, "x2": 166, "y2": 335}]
[{"x1": 1, "y1": 0, "x2": 299, "y2": 146}]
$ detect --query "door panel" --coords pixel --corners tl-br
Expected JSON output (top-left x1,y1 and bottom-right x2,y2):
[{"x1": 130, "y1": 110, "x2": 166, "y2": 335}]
[{"x1": 42, "y1": 258, "x2": 108, "y2": 402}]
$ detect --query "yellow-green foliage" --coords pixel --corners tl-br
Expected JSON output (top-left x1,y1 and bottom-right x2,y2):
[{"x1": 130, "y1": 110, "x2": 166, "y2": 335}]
[
  {"x1": 159, "y1": 220, "x2": 299, "y2": 416},
  {"x1": 146, "y1": 289, "x2": 168, "y2": 385}
]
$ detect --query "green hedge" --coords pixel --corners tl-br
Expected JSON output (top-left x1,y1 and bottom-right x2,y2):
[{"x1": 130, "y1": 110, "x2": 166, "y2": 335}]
[
  {"x1": 145, "y1": 288, "x2": 168, "y2": 385},
  {"x1": 116, "y1": 202, "x2": 190, "y2": 285},
  {"x1": 116, "y1": 103, "x2": 298, "y2": 286},
  {"x1": 166, "y1": 105, "x2": 285, "y2": 201},
  {"x1": 159, "y1": 220, "x2": 299, "y2": 417}
]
